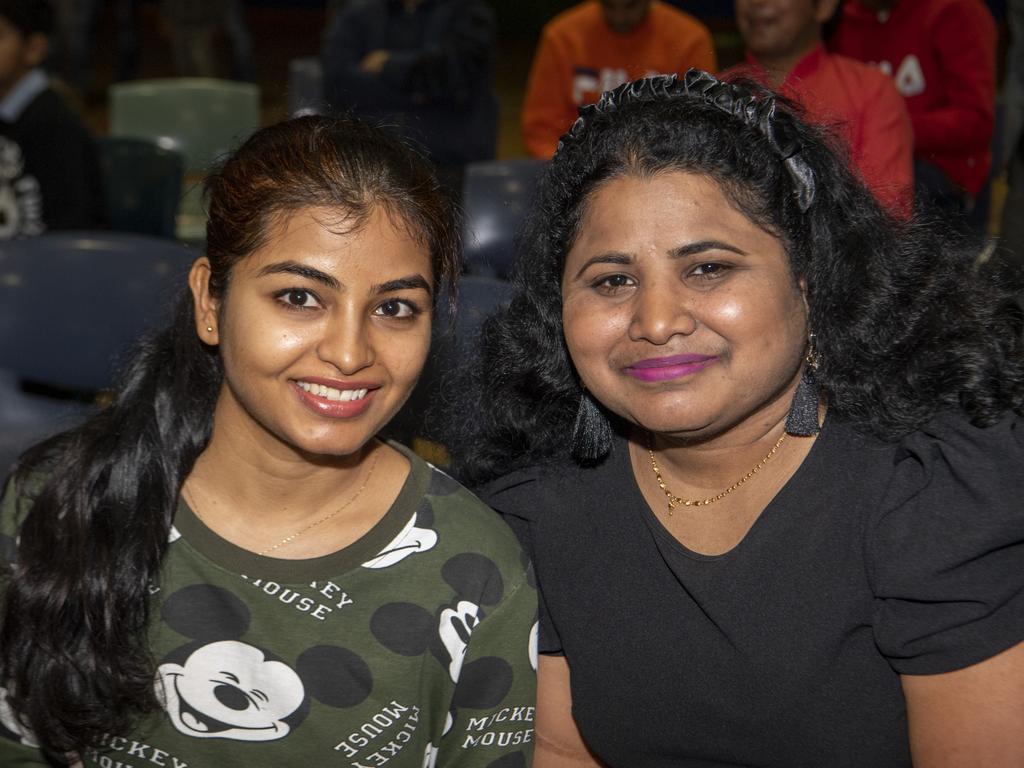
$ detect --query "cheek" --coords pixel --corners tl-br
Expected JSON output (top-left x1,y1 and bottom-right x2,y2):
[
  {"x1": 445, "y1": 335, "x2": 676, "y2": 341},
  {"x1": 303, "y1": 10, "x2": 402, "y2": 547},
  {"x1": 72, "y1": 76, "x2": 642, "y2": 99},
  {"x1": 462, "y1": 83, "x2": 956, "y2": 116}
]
[
  {"x1": 562, "y1": 298, "x2": 629, "y2": 381},
  {"x1": 383, "y1": 326, "x2": 433, "y2": 382},
  {"x1": 222, "y1": 314, "x2": 313, "y2": 375}
]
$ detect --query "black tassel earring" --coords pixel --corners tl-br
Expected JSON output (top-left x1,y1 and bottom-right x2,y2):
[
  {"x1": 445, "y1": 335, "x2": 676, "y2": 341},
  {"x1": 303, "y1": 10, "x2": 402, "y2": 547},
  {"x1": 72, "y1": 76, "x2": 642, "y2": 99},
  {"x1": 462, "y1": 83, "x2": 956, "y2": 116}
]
[
  {"x1": 571, "y1": 388, "x2": 613, "y2": 462},
  {"x1": 785, "y1": 333, "x2": 821, "y2": 436}
]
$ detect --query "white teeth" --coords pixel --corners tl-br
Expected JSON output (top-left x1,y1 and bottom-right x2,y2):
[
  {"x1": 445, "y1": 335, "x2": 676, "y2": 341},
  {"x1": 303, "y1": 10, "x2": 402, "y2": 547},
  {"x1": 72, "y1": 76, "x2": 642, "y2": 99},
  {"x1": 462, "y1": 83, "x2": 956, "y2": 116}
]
[{"x1": 297, "y1": 382, "x2": 369, "y2": 401}]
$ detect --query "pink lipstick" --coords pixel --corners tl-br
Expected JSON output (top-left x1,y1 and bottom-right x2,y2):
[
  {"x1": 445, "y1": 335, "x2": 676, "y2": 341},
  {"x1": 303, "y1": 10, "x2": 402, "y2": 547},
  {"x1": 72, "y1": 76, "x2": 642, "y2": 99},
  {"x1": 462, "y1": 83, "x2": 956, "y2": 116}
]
[{"x1": 624, "y1": 354, "x2": 718, "y2": 382}]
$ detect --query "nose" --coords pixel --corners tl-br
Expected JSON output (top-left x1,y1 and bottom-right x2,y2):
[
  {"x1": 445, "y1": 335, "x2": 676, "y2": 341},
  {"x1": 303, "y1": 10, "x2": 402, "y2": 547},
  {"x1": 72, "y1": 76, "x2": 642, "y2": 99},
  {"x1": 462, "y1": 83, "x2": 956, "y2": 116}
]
[
  {"x1": 628, "y1": 283, "x2": 697, "y2": 344},
  {"x1": 317, "y1": 304, "x2": 374, "y2": 374}
]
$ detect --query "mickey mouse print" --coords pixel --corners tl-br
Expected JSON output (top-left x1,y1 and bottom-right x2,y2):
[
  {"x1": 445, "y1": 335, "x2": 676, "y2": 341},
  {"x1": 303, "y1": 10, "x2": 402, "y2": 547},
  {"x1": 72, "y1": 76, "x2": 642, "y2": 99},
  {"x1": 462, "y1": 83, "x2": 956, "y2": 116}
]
[{"x1": 0, "y1": 448, "x2": 537, "y2": 768}]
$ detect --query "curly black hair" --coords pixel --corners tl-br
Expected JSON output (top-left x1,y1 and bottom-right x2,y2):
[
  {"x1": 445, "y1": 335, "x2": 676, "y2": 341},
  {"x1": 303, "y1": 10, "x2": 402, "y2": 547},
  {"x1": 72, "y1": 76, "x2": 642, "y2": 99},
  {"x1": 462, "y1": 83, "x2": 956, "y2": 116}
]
[{"x1": 453, "y1": 72, "x2": 1024, "y2": 485}]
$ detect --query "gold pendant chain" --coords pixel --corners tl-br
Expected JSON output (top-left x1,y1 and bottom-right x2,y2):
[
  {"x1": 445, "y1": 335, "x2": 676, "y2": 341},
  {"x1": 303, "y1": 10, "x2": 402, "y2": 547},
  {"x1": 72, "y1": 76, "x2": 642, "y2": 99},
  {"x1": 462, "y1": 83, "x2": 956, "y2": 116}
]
[
  {"x1": 184, "y1": 449, "x2": 380, "y2": 556},
  {"x1": 648, "y1": 432, "x2": 787, "y2": 515}
]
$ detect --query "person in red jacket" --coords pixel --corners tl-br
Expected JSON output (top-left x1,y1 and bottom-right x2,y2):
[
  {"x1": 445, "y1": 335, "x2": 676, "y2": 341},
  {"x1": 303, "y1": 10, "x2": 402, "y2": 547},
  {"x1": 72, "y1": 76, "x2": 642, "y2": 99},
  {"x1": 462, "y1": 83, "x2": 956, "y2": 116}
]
[
  {"x1": 829, "y1": 0, "x2": 996, "y2": 211},
  {"x1": 732, "y1": 0, "x2": 913, "y2": 212},
  {"x1": 521, "y1": 0, "x2": 716, "y2": 159}
]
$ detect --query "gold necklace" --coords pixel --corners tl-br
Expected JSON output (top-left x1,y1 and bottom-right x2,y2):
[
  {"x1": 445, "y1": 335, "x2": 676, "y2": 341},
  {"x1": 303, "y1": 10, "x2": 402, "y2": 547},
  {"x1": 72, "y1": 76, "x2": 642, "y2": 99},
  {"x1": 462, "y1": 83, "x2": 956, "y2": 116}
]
[
  {"x1": 647, "y1": 432, "x2": 787, "y2": 515},
  {"x1": 184, "y1": 450, "x2": 381, "y2": 556}
]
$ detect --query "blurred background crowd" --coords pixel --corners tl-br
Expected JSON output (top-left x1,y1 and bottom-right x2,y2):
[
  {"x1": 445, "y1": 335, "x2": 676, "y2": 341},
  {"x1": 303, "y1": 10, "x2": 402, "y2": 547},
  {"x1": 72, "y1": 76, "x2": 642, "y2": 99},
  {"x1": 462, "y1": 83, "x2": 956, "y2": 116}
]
[{"x1": 0, "y1": 0, "x2": 1017, "y2": 467}]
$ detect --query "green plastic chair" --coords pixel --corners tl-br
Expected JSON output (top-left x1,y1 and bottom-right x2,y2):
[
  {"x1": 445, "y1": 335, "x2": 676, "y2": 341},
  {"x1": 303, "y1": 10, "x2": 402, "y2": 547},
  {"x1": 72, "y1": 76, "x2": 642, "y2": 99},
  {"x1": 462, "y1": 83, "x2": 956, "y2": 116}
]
[
  {"x1": 98, "y1": 137, "x2": 184, "y2": 239},
  {"x1": 109, "y1": 78, "x2": 260, "y2": 241},
  {"x1": 109, "y1": 78, "x2": 261, "y2": 172}
]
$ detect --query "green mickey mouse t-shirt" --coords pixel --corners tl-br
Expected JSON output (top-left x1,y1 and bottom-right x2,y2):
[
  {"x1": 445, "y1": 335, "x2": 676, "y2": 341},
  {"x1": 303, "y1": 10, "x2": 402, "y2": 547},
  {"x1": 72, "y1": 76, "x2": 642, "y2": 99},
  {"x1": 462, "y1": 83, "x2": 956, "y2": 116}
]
[{"x1": 0, "y1": 444, "x2": 538, "y2": 767}]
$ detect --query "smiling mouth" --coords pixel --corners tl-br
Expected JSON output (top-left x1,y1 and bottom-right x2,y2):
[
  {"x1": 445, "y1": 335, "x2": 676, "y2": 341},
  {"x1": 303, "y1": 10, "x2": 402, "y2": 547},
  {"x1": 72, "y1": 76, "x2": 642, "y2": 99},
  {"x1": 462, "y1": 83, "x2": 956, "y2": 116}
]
[{"x1": 296, "y1": 381, "x2": 370, "y2": 401}]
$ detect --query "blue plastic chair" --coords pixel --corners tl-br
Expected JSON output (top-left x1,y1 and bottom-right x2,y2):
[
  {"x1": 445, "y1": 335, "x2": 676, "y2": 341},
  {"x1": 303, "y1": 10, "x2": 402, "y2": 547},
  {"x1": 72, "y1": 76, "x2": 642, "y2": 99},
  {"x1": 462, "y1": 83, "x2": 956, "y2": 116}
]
[
  {"x1": 461, "y1": 159, "x2": 546, "y2": 279},
  {"x1": 0, "y1": 232, "x2": 196, "y2": 392},
  {"x1": 0, "y1": 232, "x2": 196, "y2": 471},
  {"x1": 98, "y1": 137, "x2": 185, "y2": 239}
]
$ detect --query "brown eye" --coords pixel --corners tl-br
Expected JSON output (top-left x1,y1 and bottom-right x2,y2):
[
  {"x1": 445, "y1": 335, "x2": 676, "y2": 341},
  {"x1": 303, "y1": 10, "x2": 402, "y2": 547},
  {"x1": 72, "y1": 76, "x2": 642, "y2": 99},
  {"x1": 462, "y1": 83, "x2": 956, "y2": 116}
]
[
  {"x1": 374, "y1": 299, "x2": 418, "y2": 318},
  {"x1": 593, "y1": 273, "x2": 636, "y2": 294},
  {"x1": 690, "y1": 263, "x2": 729, "y2": 279},
  {"x1": 273, "y1": 288, "x2": 321, "y2": 309}
]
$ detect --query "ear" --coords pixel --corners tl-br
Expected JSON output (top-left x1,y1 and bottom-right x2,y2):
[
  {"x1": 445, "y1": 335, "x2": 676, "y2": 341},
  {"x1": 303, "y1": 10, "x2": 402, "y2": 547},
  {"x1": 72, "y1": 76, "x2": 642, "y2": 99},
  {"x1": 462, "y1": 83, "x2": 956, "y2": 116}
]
[
  {"x1": 189, "y1": 257, "x2": 221, "y2": 345},
  {"x1": 24, "y1": 33, "x2": 48, "y2": 69},
  {"x1": 814, "y1": 0, "x2": 840, "y2": 24}
]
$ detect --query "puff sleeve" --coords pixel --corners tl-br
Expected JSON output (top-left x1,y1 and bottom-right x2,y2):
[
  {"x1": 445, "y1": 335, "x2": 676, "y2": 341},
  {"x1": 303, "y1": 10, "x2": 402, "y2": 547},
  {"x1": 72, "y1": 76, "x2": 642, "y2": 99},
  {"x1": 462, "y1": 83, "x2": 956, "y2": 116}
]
[{"x1": 868, "y1": 414, "x2": 1024, "y2": 675}]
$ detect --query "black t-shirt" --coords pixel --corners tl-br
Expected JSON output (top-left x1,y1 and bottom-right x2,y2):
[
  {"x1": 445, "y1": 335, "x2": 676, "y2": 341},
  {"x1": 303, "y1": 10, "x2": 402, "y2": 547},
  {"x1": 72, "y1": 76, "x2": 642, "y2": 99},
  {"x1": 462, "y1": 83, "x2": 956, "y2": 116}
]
[{"x1": 482, "y1": 413, "x2": 1024, "y2": 767}]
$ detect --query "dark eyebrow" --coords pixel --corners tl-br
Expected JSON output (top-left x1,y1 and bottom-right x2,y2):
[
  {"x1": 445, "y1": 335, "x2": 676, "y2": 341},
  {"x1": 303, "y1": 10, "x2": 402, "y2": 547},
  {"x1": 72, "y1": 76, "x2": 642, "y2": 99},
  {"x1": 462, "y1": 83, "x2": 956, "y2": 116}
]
[
  {"x1": 571, "y1": 240, "x2": 748, "y2": 281},
  {"x1": 256, "y1": 261, "x2": 341, "y2": 291},
  {"x1": 571, "y1": 252, "x2": 633, "y2": 280},
  {"x1": 669, "y1": 240, "x2": 748, "y2": 259},
  {"x1": 373, "y1": 275, "x2": 433, "y2": 296}
]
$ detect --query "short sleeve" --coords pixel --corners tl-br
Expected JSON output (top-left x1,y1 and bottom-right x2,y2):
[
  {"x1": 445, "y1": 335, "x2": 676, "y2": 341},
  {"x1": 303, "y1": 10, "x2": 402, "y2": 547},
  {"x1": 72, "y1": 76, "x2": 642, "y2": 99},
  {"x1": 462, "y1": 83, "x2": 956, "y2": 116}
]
[
  {"x1": 480, "y1": 472, "x2": 565, "y2": 656},
  {"x1": 868, "y1": 414, "x2": 1024, "y2": 675},
  {"x1": 432, "y1": 571, "x2": 537, "y2": 765}
]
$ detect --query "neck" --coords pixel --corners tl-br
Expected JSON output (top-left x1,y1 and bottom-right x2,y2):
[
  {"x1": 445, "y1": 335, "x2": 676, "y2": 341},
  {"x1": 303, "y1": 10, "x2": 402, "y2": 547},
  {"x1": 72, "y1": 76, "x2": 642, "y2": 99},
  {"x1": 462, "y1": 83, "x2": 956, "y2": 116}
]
[
  {"x1": 645, "y1": 413, "x2": 790, "y2": 483},
  {"x1": 640, "y1": 369, "x2": 804, "y2": 486},
  {"x1": 189, "y1": 394, "x2": 370, "y2": 518},
  {"x1": 752, "y1": 40, "x2": 820, "y2": 87}
]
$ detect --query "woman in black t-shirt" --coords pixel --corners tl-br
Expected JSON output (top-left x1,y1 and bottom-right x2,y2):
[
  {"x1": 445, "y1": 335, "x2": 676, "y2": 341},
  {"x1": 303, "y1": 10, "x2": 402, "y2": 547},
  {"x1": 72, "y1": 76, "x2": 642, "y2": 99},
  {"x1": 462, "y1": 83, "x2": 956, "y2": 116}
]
[{"x1": 457, "y1": 70, "x2": 1024, "y2": 766}]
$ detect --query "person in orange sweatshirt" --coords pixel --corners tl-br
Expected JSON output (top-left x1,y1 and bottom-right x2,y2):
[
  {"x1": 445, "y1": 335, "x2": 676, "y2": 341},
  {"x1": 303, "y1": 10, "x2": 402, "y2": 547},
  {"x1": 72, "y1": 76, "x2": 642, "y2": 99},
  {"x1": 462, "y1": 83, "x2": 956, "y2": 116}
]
[{"x1": 521, "y1": 0, "x2": 716, "y2": 158}]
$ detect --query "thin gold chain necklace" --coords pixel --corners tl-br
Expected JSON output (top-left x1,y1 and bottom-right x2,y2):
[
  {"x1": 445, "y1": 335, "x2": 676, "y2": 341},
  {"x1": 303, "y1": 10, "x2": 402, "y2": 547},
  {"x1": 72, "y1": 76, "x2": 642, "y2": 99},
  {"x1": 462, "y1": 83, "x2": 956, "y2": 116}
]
[
  {"x1": 184, "y1": 450, "x2": 380, "y2": 556},
  {"x1": 647, "y1": 432, "x2": 787, "y2": 515}
]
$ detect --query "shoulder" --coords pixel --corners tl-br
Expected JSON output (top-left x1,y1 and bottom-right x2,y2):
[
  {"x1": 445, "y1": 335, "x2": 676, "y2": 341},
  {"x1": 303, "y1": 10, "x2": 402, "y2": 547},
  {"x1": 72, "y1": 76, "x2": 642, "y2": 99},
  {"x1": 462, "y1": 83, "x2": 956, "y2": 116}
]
[
  {"x1": 880, "y1": 412, "x2": 1023, "y2": 510},
  {"x1": 20, "y1": 89, "x2": 90, "y2": 137},
  {"x1": 411, "y1": 452, "x2": 527, "y2": 566},
  {"x1": 476, "y1": 462, "x2": 573, "y2": 523},
  {"x1": 825, "y1": 52, "x2": 905, "y2": 102},
  {"x1": 865, "y1": 412, "x2": 1024, "y2": 673}
]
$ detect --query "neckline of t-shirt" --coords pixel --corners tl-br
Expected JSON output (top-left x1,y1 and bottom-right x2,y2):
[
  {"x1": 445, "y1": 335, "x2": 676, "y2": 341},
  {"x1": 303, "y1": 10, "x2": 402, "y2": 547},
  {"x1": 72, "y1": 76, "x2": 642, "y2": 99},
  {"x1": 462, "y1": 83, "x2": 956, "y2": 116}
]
[
  {"x1": 630, "y1": 415, "x2": 837, "y2": 562},
  {"x1": 172, "y1": 441, "x2": 431, "y2": 582}
]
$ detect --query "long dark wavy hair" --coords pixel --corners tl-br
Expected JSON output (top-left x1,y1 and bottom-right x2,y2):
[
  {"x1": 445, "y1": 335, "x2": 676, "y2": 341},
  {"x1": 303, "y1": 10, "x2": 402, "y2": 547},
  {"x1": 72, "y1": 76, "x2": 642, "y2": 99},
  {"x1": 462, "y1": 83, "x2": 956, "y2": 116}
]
[
  {"x1": 455, "y1": 71, "x2": 1024, "y2": 485},
  {"x1": 0, "y1": 115, "x2": 459, "y2": 756}
]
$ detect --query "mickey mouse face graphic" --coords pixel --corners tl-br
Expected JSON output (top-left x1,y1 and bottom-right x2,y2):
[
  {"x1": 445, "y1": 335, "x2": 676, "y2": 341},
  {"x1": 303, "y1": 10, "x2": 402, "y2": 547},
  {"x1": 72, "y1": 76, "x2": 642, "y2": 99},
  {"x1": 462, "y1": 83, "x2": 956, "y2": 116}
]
[
  {"x1": 157, "y1": 584, "x2": 372, "y2": 743},
  {"x1": 158, "y1": 640, "x2": 305, "y2": 740}
]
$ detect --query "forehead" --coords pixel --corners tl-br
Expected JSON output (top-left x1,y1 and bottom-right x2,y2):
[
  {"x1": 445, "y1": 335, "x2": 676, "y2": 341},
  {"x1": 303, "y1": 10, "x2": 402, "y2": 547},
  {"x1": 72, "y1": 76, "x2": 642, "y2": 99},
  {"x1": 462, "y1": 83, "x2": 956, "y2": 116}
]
[
  {"x1": 568, "y1": 171, "x2": 784, "y2": 260},
  {"x1": 239, "y1": 205, "x2": 432, "y2": 278}
]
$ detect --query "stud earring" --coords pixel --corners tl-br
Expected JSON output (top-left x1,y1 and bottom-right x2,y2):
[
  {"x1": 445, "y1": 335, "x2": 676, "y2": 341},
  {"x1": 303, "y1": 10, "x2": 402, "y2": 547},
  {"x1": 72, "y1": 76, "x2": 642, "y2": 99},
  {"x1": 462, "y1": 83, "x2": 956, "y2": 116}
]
[{"x1": 206, "y1": 325, "x2": 214, "y2": 333}]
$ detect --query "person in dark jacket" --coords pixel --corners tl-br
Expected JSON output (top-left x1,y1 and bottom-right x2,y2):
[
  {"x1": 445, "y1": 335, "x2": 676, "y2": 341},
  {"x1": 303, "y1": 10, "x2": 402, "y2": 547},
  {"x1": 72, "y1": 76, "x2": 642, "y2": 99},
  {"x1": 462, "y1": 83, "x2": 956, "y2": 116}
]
[
  {"x1": 321, "y1": 0, "x2": 498, "y2": 195},
  {"x1": 0, "y1": 0, "x2": 103, "y2": 238}
]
